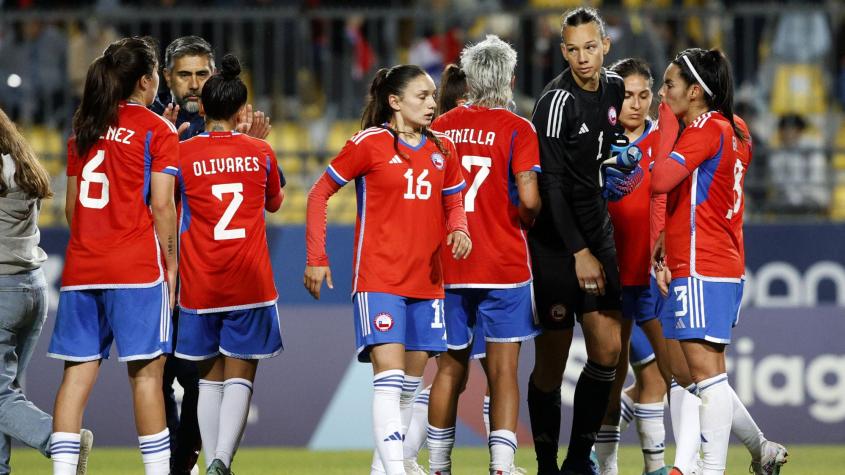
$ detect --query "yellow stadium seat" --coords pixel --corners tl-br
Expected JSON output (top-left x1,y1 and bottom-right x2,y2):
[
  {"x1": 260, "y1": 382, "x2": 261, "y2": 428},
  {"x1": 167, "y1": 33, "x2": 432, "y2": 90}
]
[
  {"x1": 280, "y1": 155, "x2": 303, "y2": 176},
  {"x1": 833, "y1": 123, "x2": 845, "y2": 171},
  {"x1": 327, "y1": 120, "x2": 361, "y2": 153},
  {"x1": 831, "y1": 184, "x2": 845, "y2": 221},
  {"x1": 770, "y1": 63, "x2": 827, "y2": 116}
]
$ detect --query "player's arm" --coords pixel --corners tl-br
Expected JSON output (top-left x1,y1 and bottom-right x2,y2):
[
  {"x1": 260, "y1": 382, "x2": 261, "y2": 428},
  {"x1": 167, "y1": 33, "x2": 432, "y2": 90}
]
[
  {"x1": 65, "y1": 178, "x2": 77, "y2": 225},
  {"x1": 650, "y1": 102, "x2": 690, "y2": 194},
  {"x1": 441, "y1": 140, "x2": 471, "y2": 259},
  {"x1": 265, "y1": 151, "x2": 284, "y2": 213},
  {"x1": 516, "y1": 171, "x2": 540, "y2": 226},
  {"x1": 151, "y1": 172, "x2": 178, "y2": 305}
]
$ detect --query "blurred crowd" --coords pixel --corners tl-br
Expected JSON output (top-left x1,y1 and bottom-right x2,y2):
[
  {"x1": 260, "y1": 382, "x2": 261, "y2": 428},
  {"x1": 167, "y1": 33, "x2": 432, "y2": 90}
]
[{"x1": 1, "y1": 0, "x2": 843, "y2": 221}]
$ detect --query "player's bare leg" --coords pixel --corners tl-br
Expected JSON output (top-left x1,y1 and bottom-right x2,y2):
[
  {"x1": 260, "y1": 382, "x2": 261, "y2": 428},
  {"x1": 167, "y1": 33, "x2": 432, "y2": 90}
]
[
  {"x1": 52, "y1": 360, "x2": 100, "y2": 475},
  {"x1": 485, "y1": 341, "x2": 521, "y2": 474},
  {"x1": 128, "y1": 356, "x2": 170, "y2": 475},
  {"x1": 561, "y1": 310, "x2": 620, "y2": 474},
  {"x1": 370, "y1": 343, "x2": 408, "y2": 475},
  {"x1": 596, "y1": 319, "x2": 632, "y2": 474},
  {"x1": 427, "y1": 347, "x2": 471, "y2": 475},
  {"x1": 680, "y1": 341, "x2": 730, "y2": 475},
  {"x1": 528, "y1": 329, "x2": 573, "y2": 474}
]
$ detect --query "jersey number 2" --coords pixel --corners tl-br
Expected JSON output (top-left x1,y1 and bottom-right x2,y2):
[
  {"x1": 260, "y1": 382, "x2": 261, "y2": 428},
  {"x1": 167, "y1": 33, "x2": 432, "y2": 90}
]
[
  {"x1": 212, "y1": 183, "x2": 246, "y2": 241},
  {"x1": 79, "y1": 150, "x2": 109, "y2": 209}
]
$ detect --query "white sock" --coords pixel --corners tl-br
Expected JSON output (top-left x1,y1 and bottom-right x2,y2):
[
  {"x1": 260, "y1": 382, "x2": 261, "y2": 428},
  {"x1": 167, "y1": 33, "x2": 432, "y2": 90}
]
[
  {"x1": 138, "y1": 428, "x2": 170, "y2": 475},
  {"x1": 729, "y1": 385, "x2": 765, "y2": 461},
  {"x1": 635, "y1": 402, "x2": 666, "y2": 472},
  {"x1": 427, "y1": 425, "x2": 455, "y2": 474},
  {"x1": 403, "y1": 386, "x2": 430, "y2": 461},
  {"x1": 50, "y1": 432, "x2": 80, "y2": 475},
  {"x1": 198, "y1": 379, "x2": 224, "y2": 469},
  {"x1": 620, "y1": 391, "x2": 635, "y2": 433},
  {"x1": 373, "y1": 370, "x2": 405, "y2": 475},
  {"x1": 670, "y1": 381, "x2": 701, "y2": 474},
  {"x1": 215, "y1": 378, "x2": 253, "y2": 468},
  {"x1": 401, "y1": 376, "x2": 423, "y2": 434},
  {"x1": 595, "y1": 424, "x2": 620, "y2": 473},
  {"x1": 482, "y1": 395, "x2": 491, "y2": 437},
  {"x1": 488, "y1": 429, "x2": 517, "y2": 473},
  {"x1": 698, "y1": 374, "x2": 732, "y2": 475}
]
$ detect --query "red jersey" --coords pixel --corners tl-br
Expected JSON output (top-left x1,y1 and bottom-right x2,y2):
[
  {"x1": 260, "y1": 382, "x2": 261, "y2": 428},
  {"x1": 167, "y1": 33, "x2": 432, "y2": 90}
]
[
  {"x1": 608, "y1": 120, "x2": 657, "y2": 287},
  {"x1": 732, "y1": 116, "x2": 753, "y2": 267},
  {"x1": 62, "y1": 102, "x2": 178, "y2": 290},
  {"x1": 664, "y1": 112, "x2": 746, "y2": 281},
  {"x1": 177, "y1": 132, "x2": 281, "y2": 313},
  {"x1": 431, "y1": 105, "x2": 541, "y2": 287},
  {"x1": 325, "y1": 127, "x2": 465, "y2": 299}
]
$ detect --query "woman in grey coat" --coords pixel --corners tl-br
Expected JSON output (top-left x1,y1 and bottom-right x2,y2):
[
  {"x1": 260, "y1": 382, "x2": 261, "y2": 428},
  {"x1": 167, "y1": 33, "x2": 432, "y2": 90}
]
[{"x1": 0, "y1": 106, "x2": 90, "y2": 474}]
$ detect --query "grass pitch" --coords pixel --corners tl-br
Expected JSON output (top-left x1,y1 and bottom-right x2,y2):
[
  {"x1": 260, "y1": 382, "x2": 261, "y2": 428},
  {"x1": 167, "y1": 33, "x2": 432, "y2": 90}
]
[{"x1": 9, "y1": 445, "x2": 841, "y2": 474}]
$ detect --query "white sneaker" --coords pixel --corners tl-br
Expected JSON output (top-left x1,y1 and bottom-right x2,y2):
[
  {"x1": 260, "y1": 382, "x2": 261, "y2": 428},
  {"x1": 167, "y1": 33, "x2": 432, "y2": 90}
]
[
  {"x1": 76, "y1": 429, "x2": 93, "y2": 475},
  {"x1": 751, "y1": 441, "x2": 788, "y2": 475},
  {"x1": 403, "y1": 458, "x2": 427, "y2": 475},
  {"x1": 509, "y1": 464, "x2": 528, "y2": 475}
]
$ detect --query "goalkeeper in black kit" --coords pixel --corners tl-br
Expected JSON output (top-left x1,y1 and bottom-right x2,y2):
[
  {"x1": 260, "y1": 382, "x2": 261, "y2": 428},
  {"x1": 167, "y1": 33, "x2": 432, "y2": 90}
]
[{"x1": 526, "y1": 7, "x2": 644, "y2": 475}]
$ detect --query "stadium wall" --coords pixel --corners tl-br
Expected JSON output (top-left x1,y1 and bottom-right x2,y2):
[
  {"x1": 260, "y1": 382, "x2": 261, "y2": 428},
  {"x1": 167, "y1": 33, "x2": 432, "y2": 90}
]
[{"x1": 21, "y1": 224, "x2": 845, "y2": 447}]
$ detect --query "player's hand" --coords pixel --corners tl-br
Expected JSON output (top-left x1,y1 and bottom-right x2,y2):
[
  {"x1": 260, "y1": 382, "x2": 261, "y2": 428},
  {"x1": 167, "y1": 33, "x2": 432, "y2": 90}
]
[
  {"x1": 604, "y1": 135, "x2": 642, "y2": 173},
  {"x1": 574, "y1": 247, "x2": 606, "y2": 296},
  {"x1": 304, "y1": 265, "x2": 333, "y2": 300},
  {"x1": 162, "y1": 103, "x2": 190, "y2": 137},
  {"x1": 656, "y1": 266, "x2": 672, "y2": 297},
  {"x1": 651, "y1": 231, "x2": 666, "y2": 271},
  {"x1": 247, "y1": 109, "x2": 271, "y2": 139},
  {"x1": 446, "y1": 230, "x2": 472, "y2": 259},
  {"x1": 603, "y1": 165, "x2": 643, "y2": 201}
]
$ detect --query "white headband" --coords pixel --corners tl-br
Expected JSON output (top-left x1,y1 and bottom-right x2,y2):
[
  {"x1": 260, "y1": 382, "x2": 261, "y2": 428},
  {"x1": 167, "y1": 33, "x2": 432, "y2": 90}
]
[{"x1": 682, "y1": 54, "x2": 714, "y2": 97}]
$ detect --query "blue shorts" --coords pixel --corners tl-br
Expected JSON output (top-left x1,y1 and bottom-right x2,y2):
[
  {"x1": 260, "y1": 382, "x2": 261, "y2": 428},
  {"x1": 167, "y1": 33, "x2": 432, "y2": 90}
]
[
  {"x1": 353, "y1": 292, "x2": 447, "y2": 363},
  {"x1": 49, "y1": 283, "x2": 172, "y2": 362},
  {"x1": 469, "y1": 320, "x2": 486, "y2": 360},
  {"x1": 444, "y1": 285, "x2": 540, "y2": 354},
  {"x1": 629, "y1": 323, "x2": 655, "y2": 367},
  {"x1": 660, "y1": 277, "x2": 743, "y2": 344},
  {"x1": 175, "y1": 304, "x2": 283, "y2": 360},
  {"x1": 621, "y1": 284, "x2": 659, "y2": 325}
]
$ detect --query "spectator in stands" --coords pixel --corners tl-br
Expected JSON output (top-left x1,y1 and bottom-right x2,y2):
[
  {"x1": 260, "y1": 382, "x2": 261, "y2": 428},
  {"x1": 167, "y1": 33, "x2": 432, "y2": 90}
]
[{"x1": 768, "y1": 114, "x2": 830, "y2": 214}]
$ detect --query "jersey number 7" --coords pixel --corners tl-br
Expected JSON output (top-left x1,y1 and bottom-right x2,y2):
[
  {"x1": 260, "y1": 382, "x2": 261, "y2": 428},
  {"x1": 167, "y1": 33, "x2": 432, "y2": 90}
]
[{"x1": 462, "y1": 155, "x2": 492, "y2": 212}]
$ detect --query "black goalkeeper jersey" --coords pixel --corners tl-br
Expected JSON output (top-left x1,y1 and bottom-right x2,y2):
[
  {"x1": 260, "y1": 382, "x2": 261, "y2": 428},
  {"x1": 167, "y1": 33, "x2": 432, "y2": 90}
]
[{"x1": 529, "y1": 68, "x2": 625, "y2": 255}]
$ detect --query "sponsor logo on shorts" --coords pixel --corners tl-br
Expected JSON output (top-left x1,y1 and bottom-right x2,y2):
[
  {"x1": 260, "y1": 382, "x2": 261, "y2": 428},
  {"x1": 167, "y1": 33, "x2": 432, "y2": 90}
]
[
  {"x1": 608, "y1": 106, "x2": 618, "y2": 126},
  {"x1": 374, "y1": 312, "x2": 394, "y2": 332},
  {"x1": 550, "y1": 304, "x2": 567, "y2": 322},
  {"x1": 431, "y1": 153, "x2": 445, "y2": 170}
]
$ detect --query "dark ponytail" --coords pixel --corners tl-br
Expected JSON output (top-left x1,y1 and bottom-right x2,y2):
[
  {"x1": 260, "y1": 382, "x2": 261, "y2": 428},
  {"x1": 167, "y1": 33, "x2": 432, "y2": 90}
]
[
  {"x1": 361, "y1": 65, "x2": 449, "y2": 159},
  {"x1": 437, "y1": 64, "x2": 468, "y2": 114},
  {"x1": 201, "y1": 53, "x2": 248, "y2": 121},
  {"x1": 672, "y1": 48, "x2": 746, "y2": 142},
  {"x1": 72, "y1": 36, "x2": 158, "y2": 158}
]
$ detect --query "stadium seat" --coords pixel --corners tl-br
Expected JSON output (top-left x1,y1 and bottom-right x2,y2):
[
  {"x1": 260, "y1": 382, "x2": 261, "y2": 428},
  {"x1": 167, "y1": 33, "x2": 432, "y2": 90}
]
[
  {"x1": 327, "y1": 120, "x2": 361, "y2": 153},
  {"x1": 830, "y1": 183, "x2": 845, "y2": 220},
  {"x1": 770, "y1": 63, "x2": 827, "y2": 116}
]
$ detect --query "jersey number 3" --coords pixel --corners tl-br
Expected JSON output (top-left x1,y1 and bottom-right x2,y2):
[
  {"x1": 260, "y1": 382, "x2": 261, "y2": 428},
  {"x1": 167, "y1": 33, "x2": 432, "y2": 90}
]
[{"x1": 212, "y1": 183, "x2": 246, "y2": 241}]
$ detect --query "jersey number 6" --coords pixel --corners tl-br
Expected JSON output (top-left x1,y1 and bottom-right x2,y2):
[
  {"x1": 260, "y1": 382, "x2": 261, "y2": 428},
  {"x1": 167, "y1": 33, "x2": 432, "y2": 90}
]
[
  {"x1": 212, "y1": 183, "x2": 246, "y2": 241},
  {"x1": 79, "y1": 150, "x2": 110, "y2": 209}
]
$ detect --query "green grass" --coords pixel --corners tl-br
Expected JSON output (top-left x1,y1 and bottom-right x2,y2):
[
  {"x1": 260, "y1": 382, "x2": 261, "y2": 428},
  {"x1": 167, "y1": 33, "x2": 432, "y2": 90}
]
[{"x1": 9, "y1": 445, "x2": 842, "y2": 474}]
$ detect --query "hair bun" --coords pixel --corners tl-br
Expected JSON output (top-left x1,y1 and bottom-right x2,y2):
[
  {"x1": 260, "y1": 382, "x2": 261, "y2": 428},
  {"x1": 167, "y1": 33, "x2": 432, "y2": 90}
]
[{"x1": 220, "y1": 54, "x2": 241, "y2": 80}]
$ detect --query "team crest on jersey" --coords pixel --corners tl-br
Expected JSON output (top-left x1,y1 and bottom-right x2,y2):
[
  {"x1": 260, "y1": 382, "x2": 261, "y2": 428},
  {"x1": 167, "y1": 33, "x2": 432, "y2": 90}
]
[
  {"x1": 549, "y1": 304, "x2": 567, "y2": 322},
  {"x1": 608, "y1": 106, "x2": 618, "y2": 126},
  {"x1": 374, "y1": 312, "x2": 394, "y2": 332},
  {"x1": 430, "y1": 153, "x2": 445, "y2": 170}
]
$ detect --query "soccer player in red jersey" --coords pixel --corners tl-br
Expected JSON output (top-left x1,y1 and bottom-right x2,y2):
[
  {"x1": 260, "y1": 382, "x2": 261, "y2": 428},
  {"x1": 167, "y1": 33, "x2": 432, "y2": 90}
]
[
  {"x1": 596, "y1": 58, "x2": 669, "y2": 475},
  {"x1": 304, "y1": 64, "x2": 471, "y2": 475},
  {"x1": 48, "y1": 37, "x2": 178, "y2": 475},
  {"x1": 426, "y1": 35, "x2": 541, "y2": 475},
  {"x1": 651, "y1": 48, "x2": 787, "y2": 475},
  {"x1": 174, "y1": 55, "x2": 283, "y2": 475}
]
